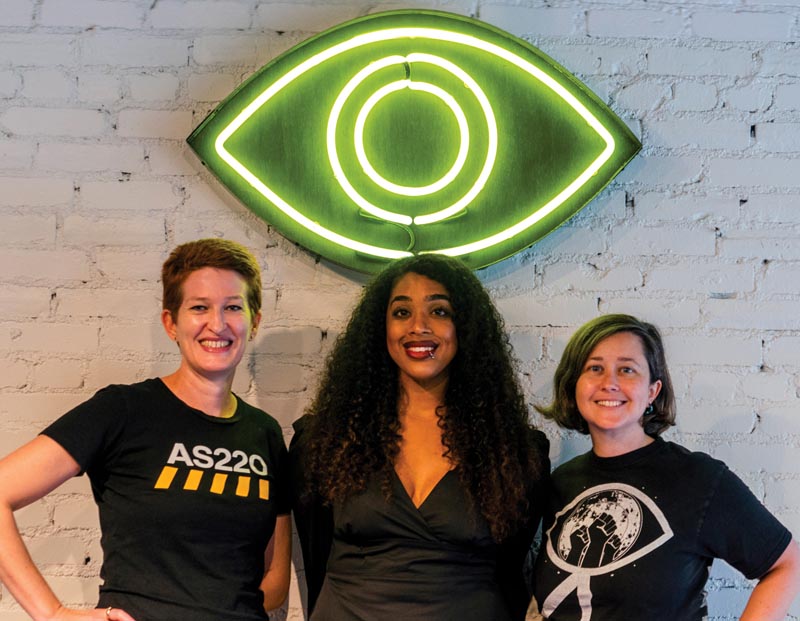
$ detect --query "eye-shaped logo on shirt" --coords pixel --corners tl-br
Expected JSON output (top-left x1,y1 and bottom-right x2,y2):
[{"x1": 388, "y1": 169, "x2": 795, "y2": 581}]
[
  {"x1": 187, "y1": 10, "x2": 641, "y2": 273},
  {"x1": 542, "y1": 483, "x2": 673, "y2": 619}
]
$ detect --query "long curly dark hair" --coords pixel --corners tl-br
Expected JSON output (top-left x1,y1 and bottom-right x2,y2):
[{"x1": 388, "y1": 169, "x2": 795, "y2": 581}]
[{"x1": 305, "y1": 254, "x2": 544, "y2": 541}]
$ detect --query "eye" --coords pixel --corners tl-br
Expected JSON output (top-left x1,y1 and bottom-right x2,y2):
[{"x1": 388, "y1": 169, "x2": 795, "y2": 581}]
[
  {"x1": 390, "y1": 307, "x2": 410, "y2": 318},
  {"x1": 585, "y1": 364, "x2": 602, "y2": 374},
  {"x1": 431, "y1": 306, "x2": 453, "y2": 318},
  {"x1": 188, "y1": 10, "x2": 640, "y2": 274},
  {"x1": 189, "y1": 304, "x2": 207, "y2": 312},
  {"x1": 226, "y1": 304, "x2": 244, "y2": 312},
  {"x1": 553, "y1": 486, "x2": 672, "y2": 572}
]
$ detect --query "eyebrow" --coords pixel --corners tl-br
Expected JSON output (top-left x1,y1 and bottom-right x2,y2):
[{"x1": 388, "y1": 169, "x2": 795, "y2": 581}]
[
  {"x1": 185, "y1": 295, "x2": 245, "y2": 302},
  {"x1": 586, "y1": 355, "x2": 640, "y2": 363},
  {"x1": 389, "y1": 293, "x2": 451, "y2": 304}
]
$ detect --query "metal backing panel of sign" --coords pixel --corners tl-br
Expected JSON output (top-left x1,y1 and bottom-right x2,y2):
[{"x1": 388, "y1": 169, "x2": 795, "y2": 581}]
[{"x1": 188, "y1": 9, "x2": 641, "y2": 273}]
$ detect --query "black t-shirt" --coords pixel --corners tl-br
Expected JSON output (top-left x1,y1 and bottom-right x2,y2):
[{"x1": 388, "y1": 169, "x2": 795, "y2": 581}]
[
  {"x1": 42, "y1": 378, "x2": 290, "y2": 621},
  {"x1": 533, "y1": 438, "x2": 791, "y2": 621}
]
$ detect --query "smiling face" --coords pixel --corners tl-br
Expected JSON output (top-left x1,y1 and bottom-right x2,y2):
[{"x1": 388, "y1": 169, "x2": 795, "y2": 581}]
[
  {"x1": 386, "y1": 272, "x2": 458, "y2": 395},
  {"x1": 575, "y1": 331, "x2": 662, "y2": 453},
  {"x1": 161, "y1": 267, "x2": 261, "y2": 383}
]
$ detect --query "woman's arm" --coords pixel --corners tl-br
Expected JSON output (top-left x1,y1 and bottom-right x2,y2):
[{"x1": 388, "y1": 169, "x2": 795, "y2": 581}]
[
  {"x1": 0, "y1": 436, "x2": 135, "y2": 621},
  {"x1": 260, "y1": 514, "x2": 292, "y2": 612},
  {"x1": 741, "y1": 538, "x2": 800, "y2": 621},
  {"x1": 288, "y1": 416, "x2": 334, "y2": 614}
]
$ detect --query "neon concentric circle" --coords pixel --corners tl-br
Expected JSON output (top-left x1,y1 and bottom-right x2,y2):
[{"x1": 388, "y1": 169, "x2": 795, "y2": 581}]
[
  {"x1": 327, "y1": 52, "x2": 497, "y2": 226},
  {"x1": 354, "y1": 79, "x2": 469, "y2": 198}
]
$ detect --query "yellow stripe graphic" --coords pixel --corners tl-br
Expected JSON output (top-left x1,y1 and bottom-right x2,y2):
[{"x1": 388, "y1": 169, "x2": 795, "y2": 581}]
[
  {"x1": 210, "y1": 473, "x2": 228, "y2": 494},
  {"x1": 156, "y1": 467, "x2": 271, "y2": 501},
  {"x1": 154, "y1": 466, "x2": 178, "y2": 489},
  {"x1": 184, "y1": 469, "x2": 203, "y2": 491},
  {"x1": 236, "y1": 476, "x2": 251, "y2": 497}
]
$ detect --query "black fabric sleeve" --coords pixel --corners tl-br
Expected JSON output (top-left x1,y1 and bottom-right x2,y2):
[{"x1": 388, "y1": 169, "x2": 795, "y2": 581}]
[
  {"x1": 496, "y1": 428, "x2": 551, "y2": 620},
  {"x1": 272, "y1": 431, "x2": 291, "y2": 516},
  {"x1": 288, "y1": 415, "x2": 333, "y2": 615},
  {"x1": 699, "y1": 465, "x2": 792, "y2": 580},
  {"x1": 40, "y1": 384, "x2": 130, "y2": 475},
  {"x1": 262, "y1": 412, "x2": 291, "y2": 516}
]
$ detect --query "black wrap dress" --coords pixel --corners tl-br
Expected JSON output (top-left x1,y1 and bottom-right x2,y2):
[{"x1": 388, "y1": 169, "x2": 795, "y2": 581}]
[{"x1": 289, "y1": 416, "x2": 550, "y2": 621}]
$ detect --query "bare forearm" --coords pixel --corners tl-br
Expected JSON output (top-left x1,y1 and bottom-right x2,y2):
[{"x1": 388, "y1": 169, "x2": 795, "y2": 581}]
[
  {"x1": 0, "y1": 506, "x2": 63, "y2": 621},
  {"x1": 741, "y1": 577, "x2": 797, "y2": 620},
  {"x1": 0, "y1": 437, "x2": 90, "y2": 621},
  {"x1": 741, "y1": 540, "x2": 800, "y2": 621},
  {"x1": 261, "y1": 515, "x2": 292, "y2": 612}
]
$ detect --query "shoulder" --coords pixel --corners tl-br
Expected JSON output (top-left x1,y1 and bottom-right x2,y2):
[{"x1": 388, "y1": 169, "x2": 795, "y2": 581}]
[
  {"x1": 235, "y1": 396, "x2": 284, "y2": 436},
  {"x1": 525, "y1": 427, "x2": 550, "y2": 471},
  {"x1": 551, "y1": 449, "x2": 593, "y2": 479},
  {"x1": 41, "y1": 380, "x2": 162, "y2": 467},
  {"x1": 92, "y1": 378, "x2": 186, "y2": 411},
  {"x1": 65, "y1": 379, "x2": 159, "y2": 415},
  {"x1": 658, "y1": 440, "x2": 728, "y2": 476},
  {"x1": 528, "y1": 427, "x2": 549, "y2": 451},
  {"x1": 93, "y1": 378, "x2": 154, "y2": 399},
  {"x1": 289, "y1": 414, "x2": 313, "y2": 453}
]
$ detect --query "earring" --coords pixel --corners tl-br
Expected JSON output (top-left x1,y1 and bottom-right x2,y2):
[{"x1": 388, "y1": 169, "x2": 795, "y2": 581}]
[{"x1": 644, "y1": 403, "x2": 654, "y2": 416}]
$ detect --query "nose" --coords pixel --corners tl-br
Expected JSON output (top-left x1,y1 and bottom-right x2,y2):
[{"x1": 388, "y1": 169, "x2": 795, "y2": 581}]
[
  {"x1": 410, "y1": 313, "x2": 431, "y2": 334},
  {"x1": 208, "y1": 307, "x2": 226, "y2": 332},
  {"x1": 600, "y1": 370, "x2": 619, "y2": 391}
]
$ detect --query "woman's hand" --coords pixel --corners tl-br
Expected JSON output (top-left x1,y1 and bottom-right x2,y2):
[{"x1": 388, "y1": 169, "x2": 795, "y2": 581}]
[{"x1": 47, "y1": 606, "x2": 136, "y2": 621}]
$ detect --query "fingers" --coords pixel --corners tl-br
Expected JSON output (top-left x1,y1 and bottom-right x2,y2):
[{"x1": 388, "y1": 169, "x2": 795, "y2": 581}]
[{"x1": 96, "y1": 607, "x2": 137, "y2": 621}]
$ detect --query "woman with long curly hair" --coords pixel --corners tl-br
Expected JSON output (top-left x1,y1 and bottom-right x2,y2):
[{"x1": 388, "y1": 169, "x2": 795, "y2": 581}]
[{"x1": 290, "y1": 254, "x2": 550, "y2": 621}]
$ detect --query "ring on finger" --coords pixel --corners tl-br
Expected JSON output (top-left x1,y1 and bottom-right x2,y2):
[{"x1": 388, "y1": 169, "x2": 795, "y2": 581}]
[{"x1": 105, "y1": 607, "x2": 113, "y2": 620}]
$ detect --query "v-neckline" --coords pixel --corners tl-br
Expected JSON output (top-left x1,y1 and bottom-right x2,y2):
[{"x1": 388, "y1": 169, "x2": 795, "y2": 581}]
[{"x1": 393, "y1": 468, "x2": 455, "y2": 510}]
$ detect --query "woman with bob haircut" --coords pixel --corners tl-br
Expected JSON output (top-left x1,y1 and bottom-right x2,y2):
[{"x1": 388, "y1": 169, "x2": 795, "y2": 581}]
[
  {"x1": 290, "y1": 254, "x2": 550, "y2": 621},
  {"x1": 0, "y1": 238, "x2": 291, "y2": 621},
  {"x1": 533, "y1": 313, "x2": 800, "y2": 620}
]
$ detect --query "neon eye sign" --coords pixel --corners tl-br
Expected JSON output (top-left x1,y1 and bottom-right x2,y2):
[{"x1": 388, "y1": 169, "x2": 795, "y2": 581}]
[{"x1": 187, "y1": 10, "x2": 641, "y2": 273}]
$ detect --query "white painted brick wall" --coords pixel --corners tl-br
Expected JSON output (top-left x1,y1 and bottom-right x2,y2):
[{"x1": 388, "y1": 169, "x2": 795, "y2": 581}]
[
  {"x1": 39, "y1": 0, "x2": 145, "y2": 29},
  {"x1": 150, "y1": 0, "x2": 244, "y2": 29},
  {"x1": 2, "y1": 107, "x2": 108, "y2": 137},
  {"x1": 587, "y1": 9, "x2": 685, "y2": 39},
  {"x1": 2, "y1": 1, "x2": 800, "y2": 619}
]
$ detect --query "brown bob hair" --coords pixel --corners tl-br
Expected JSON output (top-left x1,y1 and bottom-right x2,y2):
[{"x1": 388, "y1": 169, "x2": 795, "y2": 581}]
[
  {"x1": 161, "y1": 238, "x2": 262, "y2": 319},
  {"x1": 536, "y1": 313, "x2": 676, "y2": 437}
]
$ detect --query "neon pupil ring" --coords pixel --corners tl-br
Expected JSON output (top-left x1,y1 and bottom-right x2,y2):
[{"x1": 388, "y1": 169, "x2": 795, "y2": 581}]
[
  {"x1": 354, "y1": 80, "x2": 469, "y2": 197},
  {"x1": 327, "y1": 53, "x2": 496, "y2": 226}
]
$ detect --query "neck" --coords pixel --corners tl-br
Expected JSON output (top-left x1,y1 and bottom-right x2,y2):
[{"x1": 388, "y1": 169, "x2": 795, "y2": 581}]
[
  {"x1": 397, "y1": 377, "x2": 447, "y2": 420},
  {"x1": 590, "y1": 430, "x2": 654, "y2": 458},
  {"x1": 161, "y1": 366, "x2": 237, "y2": 418}
]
